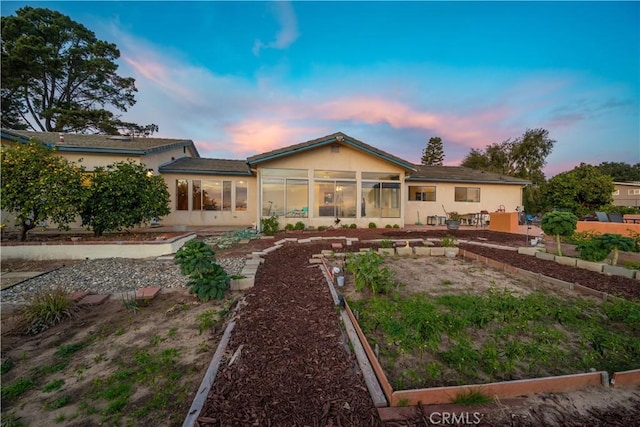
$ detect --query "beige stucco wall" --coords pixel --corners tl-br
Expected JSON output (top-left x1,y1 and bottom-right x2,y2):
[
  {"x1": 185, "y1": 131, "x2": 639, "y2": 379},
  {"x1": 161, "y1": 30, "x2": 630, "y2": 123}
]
[
  {"x1": 254, "y1": 144, "x2": 409, "y2": 229},
  {"x1": 56, "y1": 146, "x2": 190, "y2": 172},
  {"x1": 404, "y1": 182, "x2": 524, "y2": 224}
]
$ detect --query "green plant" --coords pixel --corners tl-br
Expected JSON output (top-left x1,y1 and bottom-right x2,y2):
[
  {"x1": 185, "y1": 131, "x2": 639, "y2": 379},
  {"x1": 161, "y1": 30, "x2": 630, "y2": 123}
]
[
  {"x1": 440, "y1": 236, "x2": 457, "y2": 247},
  {"x1": 368, "y1": 222, "x2": 377, "y2": 228},
  {"x1": 1, "y1": 358, "x2": 15, "y2": 375},
  {"x1": 379, "y1": 239, "x2": 394, "y2": 248},
  {"x1": 167, "y1": 327, "x2": 178, "y2": 338},
  {"x1": 1, "y1": 412, "x2": 26, "y2": 427},
  {"x1": 317, "y1": 225, "x2": 327, "y2": 231},
  {"x1": 385, "y1": 224, "x2": 392, "y2": 228},
  {"x1": 294, "y1": 221, "x2": 305, "y2": 230},
  {"x1": 55, "y1": 342, "x2": 86, "y2": 358},
  {"x1": 541, "y1": 211, "x2": 578, "y2": 256},
  {"x1": 1, "y1": 377, "x2": 36, "y2": 400},
  {"x1": 451, "y1": 389, "x2": 493, "y2": 405},
  {"x1": 447, "y1": 211, "x2": 463, "y2": 221},
  {"x1": 260, "y1": 215, "x2": 280, "y2": 236},
  {"x1": 284, "y1": 223, "x2": 294, "y2": 231},
  {"x1": 624, "y1": 261, "x2": 640, "y2": 270},
  {"x1": 345, "y1": 250, "x2": 395, "y2": 294},
  {"x1": 349, "y1": 223, "x2": 357, "y2": 229},
  {"x1": 121, "y1": 292, "x2": 139, "y2": 315},
  {"x1": 45, "y1": 395, "x2": 72, "y2": 410},
  {"x1": 393, "y1": 224, "x2": 400, "y2": 228},
  {"x1": 174, "y1": 240, "x2": 230, "y2": 301},
  {"x1": 196, "y1": 310, "x2": 218, "y2": 335},
  {"x1": 597, "y1": 233, "x2": 636, "y2": 265},
  {"x1": 577, "y1": 239, "x2": 609, "y2": 262},
  {"x1": 17, "y1": 288, "x2": 80, "y2": 335},
  {"x1": 54, "y1": 413, "x2": 66, "y2": 423},
  {"x1": 43, "y1": 378, "x2": 65, "y2": 392}
]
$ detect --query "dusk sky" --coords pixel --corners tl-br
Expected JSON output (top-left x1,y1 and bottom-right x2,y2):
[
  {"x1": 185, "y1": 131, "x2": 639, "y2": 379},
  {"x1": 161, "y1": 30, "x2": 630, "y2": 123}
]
[{"x1": 2, "y1": 1, "x2": 639, "y2": 176}]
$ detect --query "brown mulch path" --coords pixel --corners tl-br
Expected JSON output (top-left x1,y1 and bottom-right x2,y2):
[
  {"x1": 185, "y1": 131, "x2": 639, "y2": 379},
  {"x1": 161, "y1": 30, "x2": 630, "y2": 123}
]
[{"x1": 199, "y1": 243, "x2": 383, "y2": 426}]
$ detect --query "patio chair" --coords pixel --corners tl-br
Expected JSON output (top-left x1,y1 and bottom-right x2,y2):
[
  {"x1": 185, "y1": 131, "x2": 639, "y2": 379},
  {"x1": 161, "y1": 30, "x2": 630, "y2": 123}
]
[
  {"x1": 595, "y1": 211, "x2": 610, "y2": 222},
  {"x1": 607, "y1": 212, "x2": 624, "y2": 223}
]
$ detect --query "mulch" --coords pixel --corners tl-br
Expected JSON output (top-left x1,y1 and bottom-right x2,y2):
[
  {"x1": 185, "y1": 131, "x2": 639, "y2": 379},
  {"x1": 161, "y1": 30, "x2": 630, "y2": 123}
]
[{"x1": 199, "y1": 230, "x2": 640, "y2": 426}]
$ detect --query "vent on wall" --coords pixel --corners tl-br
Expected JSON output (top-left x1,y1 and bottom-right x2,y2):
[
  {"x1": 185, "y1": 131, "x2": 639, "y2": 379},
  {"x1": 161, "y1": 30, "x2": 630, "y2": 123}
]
[{"x1": 330, "y1": 144, "x2": 340, "y2": 153}]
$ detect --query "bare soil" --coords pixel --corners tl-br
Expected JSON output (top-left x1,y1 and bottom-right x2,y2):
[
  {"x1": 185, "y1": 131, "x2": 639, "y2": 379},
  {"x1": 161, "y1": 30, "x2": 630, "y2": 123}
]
[{"x1": 2, "y1": 227, "x2": 639, "y2": 426}]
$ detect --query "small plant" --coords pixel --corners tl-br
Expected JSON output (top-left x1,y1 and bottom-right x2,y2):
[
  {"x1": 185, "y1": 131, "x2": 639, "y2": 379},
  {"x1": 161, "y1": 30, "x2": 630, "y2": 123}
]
[
  {"x1": 167, "y1": 327, "x2": 178, "y2": 338},
  {"x1": 54, "y1": 342, "x2": 86, "y2": 358},
  {"x1": 121, "y1": 292, "x2": 139, "y2": 315},
  {"x1": 349, "y1": 223, "x2": 357, "y2": 229},
  {"x1": 1, "y1": 412, "x2": 25, "y2": 427},
  {"x1": 597, "y1": 233, "x2": 636, "y2": 265},
  {"x1": 393, "y1": 224, "x2": 400, "y2": 228},
  {"x1": 196, "y1": 309, "x2": 218, "y2": 335},
  {"x1": 260, "y1": 215, "x2": 279, "y2": 236},
  {"x1": 317, "y1": 225, "x2": 327, "y2": 231},
  {"x1": 17, "y1": 288, "x2": 80, "y2": 335},
  {"x1": 346, "y1": 250, "x2": 395, "y2": 294},
  {"x1": 441, "y1": 236, "x2": 457, "y2": 247},
  {"x1": 577, "y1": 239, "x2": 609, "y2": 262},
  {"x1": 368, "y1": 222, "x2": 377, "y2": 228},
  {"x1": 379, "y1": 239, "x2": 394, "y2": 248},
  {"x1": 624, "y1": 260, "x2": 640, "y2": 270},
  {"x1": 541, "y1": 211, "x2": 578, "y2": 256},
  {"x1": 284, "y1": 223, "x2": 294, "y2": 231},
  {"x1": 294, "y1": 221, "x2": 305, "y2": 231},
  {"x1": 1, "y1": 377, "x2": 36, "y2": 400},
  {"x1": 45, "y1": 395, "x2": 72, "y2": 410},
  {"x1": 452, "y1": 389, "x2": 493, "y2": 405},
  {"x1": 385, "y1": 224, "x2": 392, "y2": 228},
  {"x1": 1, "y1": 358, "x2": 15, "y2": 375},
  {"x1": 174, "y1": 240, "x2": 230, "y2": 301},
  {"x1": 43, "y1": 378, "x2": 65, "y2": 393}
]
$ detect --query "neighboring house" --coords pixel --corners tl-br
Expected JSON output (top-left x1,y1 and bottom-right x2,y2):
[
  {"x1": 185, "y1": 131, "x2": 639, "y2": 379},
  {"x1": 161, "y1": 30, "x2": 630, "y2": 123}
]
[
  {"x1": 612, "y1": 182, "x2": 640, "y2": 208},
  {"x1": 1, "y1": 129, "x2": 530, "y2": 230}
]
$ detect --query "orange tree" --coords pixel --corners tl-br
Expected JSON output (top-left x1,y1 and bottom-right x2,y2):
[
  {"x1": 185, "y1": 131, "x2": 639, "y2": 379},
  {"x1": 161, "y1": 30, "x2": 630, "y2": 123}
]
[
  {"x1": 0, "y1": 140, "x2": 86, "y2": 241},
  {"x1": 80, "y1": 160, "x2": 170, "y2": 236}
]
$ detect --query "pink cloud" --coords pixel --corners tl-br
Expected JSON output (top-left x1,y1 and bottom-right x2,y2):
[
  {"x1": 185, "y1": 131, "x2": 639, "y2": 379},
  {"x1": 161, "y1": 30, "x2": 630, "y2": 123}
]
[
  {"x1": 122, "y1": 55, "x2": 195, "y2": 101},
  {"x1": 225, "y1": 120, "x2": 321, "y2": 156}
]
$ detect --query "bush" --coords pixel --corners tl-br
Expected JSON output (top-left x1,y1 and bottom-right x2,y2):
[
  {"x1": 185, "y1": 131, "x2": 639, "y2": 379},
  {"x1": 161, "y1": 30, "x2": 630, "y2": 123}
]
[
  {"x1": 393, "y1": 224, "x2": 400, "y2": 228},
  {"x1": 368, "y1": 222, "x2": 377, "y2": 229},
  {"x1": 284, "y1": 224, "x2": 294, "y2": 231},
  {"x1": 349, "y1": 223, "x2": 357, "y2": 229},
  {"x1": 18, "y1": 288, "x2": 80, "y2": 335},
  {"x1": 577, "y1": 240, "x2": 609, "y2": 262},
  {"x1": 174, "y1": 240, "x2": 230, "y2": 301},
  {"x1": 294, "y1": 221, "x2": 305, "y2": 231},
  {"x1": 260, "y1": 215, "x2": 279, "y2": 236},
  {"x1": 346, "y1": 250, "x2": 395, "y2": 294},
  {"x1": 385, "y1": 224, "x2": 392, "y2": 228}
]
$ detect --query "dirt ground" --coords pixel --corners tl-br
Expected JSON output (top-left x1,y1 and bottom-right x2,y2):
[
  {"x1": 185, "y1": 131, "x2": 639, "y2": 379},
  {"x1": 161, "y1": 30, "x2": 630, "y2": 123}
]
[
  {"x1": 2, "y1": 227, "x2": 639, "y2": 426},
  {"x1": 1, "y1": 288, "x2": 235, "y2": 426}
]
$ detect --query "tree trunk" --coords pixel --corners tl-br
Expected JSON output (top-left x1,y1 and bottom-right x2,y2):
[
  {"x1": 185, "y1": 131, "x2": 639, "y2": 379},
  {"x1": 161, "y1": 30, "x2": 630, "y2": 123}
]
[
  {"x1": 612, "y1": 247, "x2": 619, "y2": 266},
  {"x1": 20, "y1": 221, "x2": 35, "y2": 242},
  {"x1": 555, "y1": 234, "x2": 563, "y2": 257}
]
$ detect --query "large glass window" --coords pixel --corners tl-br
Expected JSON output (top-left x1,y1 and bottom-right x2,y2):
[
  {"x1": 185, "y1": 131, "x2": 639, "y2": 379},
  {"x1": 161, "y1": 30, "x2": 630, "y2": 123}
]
[
  {"x1": 236, "y1": 180, "x2": 247, "y2": 211},
  {"x1": 409, "y1": 186, "x2": 436, "y2": 201},
  {"x1": 314, "y1": 181, "x2": 356, "y2": 217},
  {"x1": 223, "y1": 181, "x2": 232, "y2": 211},
  {"x1": 202, "y1": 181, "x2": 222, "y2": 210},
  {"x1": 176, "y1": 180, "x2": 188, "y2": 211},
  {"x1": 286, "y1": 179, "x2": 309, "y2": 217},
  {"x1": 455, "y1": 187, "x2": 481, "y2": 202},
  {"x1": 262, "y1": 176, "x2": 308, "y2": 217},
  {"x1": 361, "y1": 180, "x2": 400, "y2": 218},
  {"x1": 192, "y1": 180, "x2": 202, "y2": 210},
  {"x1": 263, "y1": 178, "x2": 285, "y2": 216}
]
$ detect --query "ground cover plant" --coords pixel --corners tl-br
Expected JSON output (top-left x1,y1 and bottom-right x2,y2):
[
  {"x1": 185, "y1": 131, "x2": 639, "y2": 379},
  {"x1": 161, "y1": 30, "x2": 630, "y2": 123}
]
[{"x1": 346, "y1": 255, "x2": 640, "y2": 392}]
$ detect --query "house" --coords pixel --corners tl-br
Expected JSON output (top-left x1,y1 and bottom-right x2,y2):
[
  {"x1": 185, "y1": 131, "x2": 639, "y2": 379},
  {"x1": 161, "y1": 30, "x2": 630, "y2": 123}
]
[
  {"x1": 1, "y1": 129, "x2": 530, "y2": 230},
  {"x1": 612, "y1": 182, "x2": 640, "y2": 208}
]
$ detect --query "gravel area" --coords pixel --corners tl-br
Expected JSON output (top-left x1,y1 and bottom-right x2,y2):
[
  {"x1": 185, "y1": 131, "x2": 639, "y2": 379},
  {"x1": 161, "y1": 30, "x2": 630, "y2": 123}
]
[{"x1": 0, "y1": 257, "x2": 245, "y2": 304}]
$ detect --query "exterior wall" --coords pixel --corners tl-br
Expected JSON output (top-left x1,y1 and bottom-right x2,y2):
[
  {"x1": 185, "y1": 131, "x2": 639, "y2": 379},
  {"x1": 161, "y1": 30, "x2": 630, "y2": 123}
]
[
  {"x1": 576, "y1": 221, "x2": 640, "y2": 237},
  {"x1": 613, "y1": 183, "x2": 640, "y2": 207},
  {"x1": 160, "y1": 173, "x2": 257, "y2": 227},
  {"x1": 56, "y1": 146, "x2": 188, "y2": 171},
  {"x1": 404, "y1": 182, "x2": 524, "y2": 225},
  {"x1": 255, "y1": 144, "x2": 408, "y2": 229}
]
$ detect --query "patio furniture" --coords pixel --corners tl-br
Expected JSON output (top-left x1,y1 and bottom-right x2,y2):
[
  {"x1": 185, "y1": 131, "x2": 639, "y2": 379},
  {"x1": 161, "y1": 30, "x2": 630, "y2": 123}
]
[{"x1": 595, "y1": 211, "x2": 610, "y2": 222}]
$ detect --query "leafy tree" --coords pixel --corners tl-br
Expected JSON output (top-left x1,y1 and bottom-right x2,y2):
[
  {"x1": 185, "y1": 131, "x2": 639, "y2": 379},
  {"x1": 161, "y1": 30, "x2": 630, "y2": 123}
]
[
  {"x1": 421, "y1": 136, "x2": 444, "y2": 166},
  {"x1": 460, "y1": 128, "x2": 555, "y2": 213},
  {"x1": 540, "y1": 211, "x2": 578, "y2": 256},
  {"x1": 0, "y1": 140, "x2": 85, "y2": 241},
  {"x1": 80, "y1": 161, "x2": 170, "y2": 236},
  {"x1": 1, "y1": 6, "x2": 157, "y2": 135},
  {"x1": 597, "y1": 234, "x2": 636, "y2": 266},
  {"x1": 544, "y1": 163, "x2": 614, "y2": 217},
  {"x1": 595, "y1": 162, "x2": 640, "y2": 182}
]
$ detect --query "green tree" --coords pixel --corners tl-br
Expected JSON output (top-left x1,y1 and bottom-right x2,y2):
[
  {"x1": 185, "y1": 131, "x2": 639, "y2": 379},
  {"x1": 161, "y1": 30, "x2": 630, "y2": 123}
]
[
  {"x1": 595, "y1": 162, "x2": 640, "y2": 182},
  {"x1": 421, "y1": 136, "x2": 444, "y2": 166},
  {"x1": 597, "y1": 234, "x2": 636, "y2": 266},
  {"x1": 80, "y1": 161, "x2": 171, "y2": 236},
  {"x1": 544, "y1": 163, "x2": 614, "y2": 217},
  {"x1": 0, "y1": 140, "x2": 85, "y2": 241},
  {"x1": 460, "y1": 129, "x2": 555, "y2": 213},
  {"x1": 1, "y1": 6, "x2": 157, "y2": 135},
  {"x1": 540, "y1": 211, "x2": 578, "y2": 256}
]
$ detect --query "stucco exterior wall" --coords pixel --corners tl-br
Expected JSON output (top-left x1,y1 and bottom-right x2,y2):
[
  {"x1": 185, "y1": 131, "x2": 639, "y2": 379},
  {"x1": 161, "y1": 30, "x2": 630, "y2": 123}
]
[{"x1": 404, "y1": 182, "x2": 523, "y2": 225}]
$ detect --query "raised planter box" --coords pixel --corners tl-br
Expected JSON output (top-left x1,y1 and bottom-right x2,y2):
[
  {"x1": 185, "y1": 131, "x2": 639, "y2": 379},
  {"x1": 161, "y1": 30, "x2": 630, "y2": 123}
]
[{"x1": 0, "y1": 233, "x2": 196, "y2": 261}]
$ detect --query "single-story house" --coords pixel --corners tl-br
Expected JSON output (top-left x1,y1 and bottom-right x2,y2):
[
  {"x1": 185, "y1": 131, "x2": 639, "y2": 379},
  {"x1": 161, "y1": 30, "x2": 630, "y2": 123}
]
[
  {"x1": 612, "y1": 182, "x2": 640, "y2": 208},
  {"x1": 1, "y1": 129, "x2": 530, "y2": 230}
]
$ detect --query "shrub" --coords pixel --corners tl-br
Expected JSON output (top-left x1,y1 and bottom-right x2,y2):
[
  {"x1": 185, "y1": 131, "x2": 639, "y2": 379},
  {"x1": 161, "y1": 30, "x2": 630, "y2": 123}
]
[
  {"x1": 349, "y1": 223, "x2": 357, "y2": 229},
  {"x1": 260, "y1": 215, "x2": 279, "y2": 236},
  {"x1": 368, "y1": 222, "x2": 377, "y2": 229},
  {"x1": 18, "y1": 288, "x2": 79, "y2": 335},
  {"x1": 385, "y1": 224, "x2": 392, "y2": 228},
  {"x1": 174, "y1": 240, "x2": 230, "y2": 301},
  {"x1": 393, "y1": 224, "x2": 400, "y2": 228},
  {"x1": 541, "y1": 212, "x2": 578, "y2": 256},
  {"x1": 317, "y1": 226, "x2": 327, "y2": 231},
  {"x1": 346, "y1": 250, "x2": 395, "y2": 294},
  {"x1": 379, "y1": 239, "x2": 394, "y2": 248},
  {"x1": 577, "y1": 240, "x2": 609, "y2": 262},
  {"x1": 598, "y1": 233, "x2": 636, "y2": 265},
  {"x1": 294, "y1": 221, "x2": 305, "y2": 231},
  {"x1": 284, "y1": 224, "x2": 294, "y2": 231}
]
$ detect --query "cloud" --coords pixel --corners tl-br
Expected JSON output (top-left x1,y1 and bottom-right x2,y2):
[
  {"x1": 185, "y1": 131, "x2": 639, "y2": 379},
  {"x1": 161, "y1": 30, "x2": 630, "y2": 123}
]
[{"x1": 253, "y1": 1, "x2": 299, "y2": 56}]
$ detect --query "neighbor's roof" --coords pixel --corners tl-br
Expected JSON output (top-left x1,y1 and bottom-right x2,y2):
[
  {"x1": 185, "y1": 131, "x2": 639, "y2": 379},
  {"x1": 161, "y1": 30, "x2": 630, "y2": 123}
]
[
  {"x1": 3, "y1": 129, "x2": 200, "y2": 158},
  {"x1": 614, "y1": 181, "x2": 640, "y2": 187},
  {"x1": 247, "y1": 131, "x2": 417, "y2": 171},
  {"x1": 159, "y1": 157, "x2": 252, "y2": 176},
  {"x1": 1, "y1": 129, "x2": 30, "y2": 144},
  {"x1": 407, "y1": 165, "x2": 531, "y2": 185}
]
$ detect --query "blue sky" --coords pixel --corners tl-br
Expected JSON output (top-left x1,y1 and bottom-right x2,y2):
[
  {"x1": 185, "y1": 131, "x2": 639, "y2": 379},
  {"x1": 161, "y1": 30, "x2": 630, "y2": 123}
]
[{"x1": 2, "y1": 1, "x2": 639, "y2": 176}]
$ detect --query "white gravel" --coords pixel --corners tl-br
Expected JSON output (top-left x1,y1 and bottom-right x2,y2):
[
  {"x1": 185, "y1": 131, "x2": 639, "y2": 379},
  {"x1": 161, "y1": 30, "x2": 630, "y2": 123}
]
[{"x1": 1, "y1": 257, "x2": 246, "y2": 304}]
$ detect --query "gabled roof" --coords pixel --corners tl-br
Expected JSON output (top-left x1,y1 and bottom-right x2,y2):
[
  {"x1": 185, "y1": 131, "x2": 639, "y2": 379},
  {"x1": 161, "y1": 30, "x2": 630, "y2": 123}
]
[
  {"x1": 408, "y1": 165, "x2": 530, "y2": 185},
  {"x1": 246, "y1": 132, "x2": 417, "y2": 171},
  {"x1": 1, "y1": 129, "x2": 30, "y2": 144},
  {"x1": 3, "y1": 129, "x2": 200, "y2": 158},
  {"x1": 614, "y1": 181, "x2": 640, "y2": 187},
  {"x1": 159, "y1": 157, "x2": 252, "y2": 176}
]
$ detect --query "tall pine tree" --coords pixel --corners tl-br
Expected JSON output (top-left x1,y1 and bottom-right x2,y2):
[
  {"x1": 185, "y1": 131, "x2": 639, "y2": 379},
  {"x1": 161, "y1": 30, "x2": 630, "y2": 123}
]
[{"x1": 421, "y1": 137, "x2": 444, "y2": 165}]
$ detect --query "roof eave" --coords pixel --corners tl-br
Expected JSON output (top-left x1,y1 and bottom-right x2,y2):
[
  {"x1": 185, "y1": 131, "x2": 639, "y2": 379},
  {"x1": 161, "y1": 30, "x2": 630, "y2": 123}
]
[
  {"x1": 159, "y1": 168, "x2": 253, "y2": 176},
  {"x1": 407, "y1": 177, "x2": 530, "y2": 185}
]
